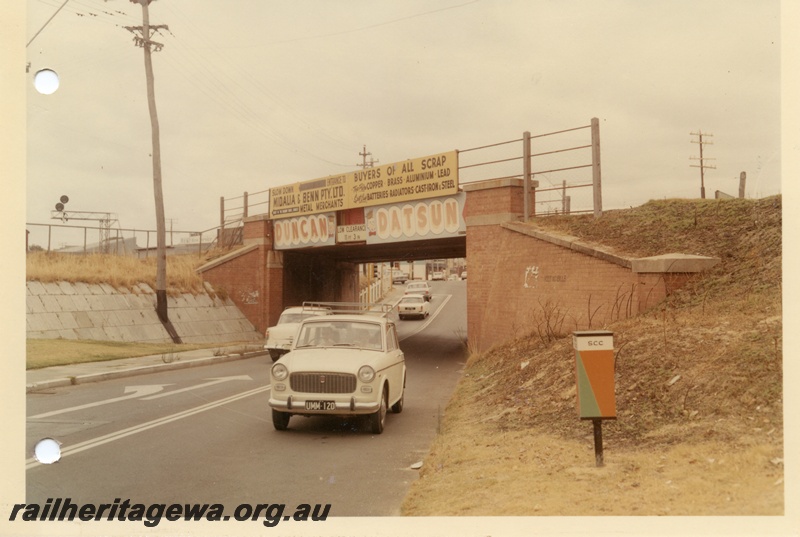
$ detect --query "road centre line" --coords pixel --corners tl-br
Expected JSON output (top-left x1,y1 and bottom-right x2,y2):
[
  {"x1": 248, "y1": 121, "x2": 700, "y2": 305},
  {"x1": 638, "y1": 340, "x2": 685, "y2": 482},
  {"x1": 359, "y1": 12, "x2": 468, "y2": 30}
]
[
  {"x1": 399, "y1": 294, "x2": 452, "y2": 342},
  {"x1": 26, "y1": 385, "x2": 270, "y2": 470}
]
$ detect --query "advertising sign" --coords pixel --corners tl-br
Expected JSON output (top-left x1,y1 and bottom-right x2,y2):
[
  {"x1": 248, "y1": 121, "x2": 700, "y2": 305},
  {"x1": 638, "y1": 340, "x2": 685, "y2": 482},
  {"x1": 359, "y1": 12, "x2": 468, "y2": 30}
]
[
  {"x1": 272, "y1": 213, "x2": 336, "y2": 250},
  {"x1": 269, "y1": 151, "x2": 458, "y2": 219},
  {"x1": 364, "y1": 192, "x2": 465, "y2": 245}
]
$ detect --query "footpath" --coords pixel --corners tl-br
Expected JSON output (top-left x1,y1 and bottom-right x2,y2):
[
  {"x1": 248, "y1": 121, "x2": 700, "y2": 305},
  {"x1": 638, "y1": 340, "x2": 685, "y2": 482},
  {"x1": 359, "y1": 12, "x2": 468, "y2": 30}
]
[
  {"x1": 25, "y1": 345, "x2": 268, "y2": 393},
  {"x1": 26, "y1": 288, "x2": 406, "y2": 394}
]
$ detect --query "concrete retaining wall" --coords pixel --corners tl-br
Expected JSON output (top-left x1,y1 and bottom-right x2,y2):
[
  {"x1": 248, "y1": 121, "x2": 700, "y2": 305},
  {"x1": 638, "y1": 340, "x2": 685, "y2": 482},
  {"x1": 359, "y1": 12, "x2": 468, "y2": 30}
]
[{"x1": 26, "y1": 281, "x2": 263, "y2": 344}]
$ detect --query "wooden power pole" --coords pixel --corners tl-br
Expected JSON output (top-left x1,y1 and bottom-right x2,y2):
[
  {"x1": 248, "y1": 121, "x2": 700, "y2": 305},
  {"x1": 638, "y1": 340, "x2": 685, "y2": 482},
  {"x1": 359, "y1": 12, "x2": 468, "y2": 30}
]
[
  {"x1": 690, "y1": 130, "x2": 716, "y2": 199},
  {"x1": 125, "y1": 0, "x2": 181, "y2": 343}
]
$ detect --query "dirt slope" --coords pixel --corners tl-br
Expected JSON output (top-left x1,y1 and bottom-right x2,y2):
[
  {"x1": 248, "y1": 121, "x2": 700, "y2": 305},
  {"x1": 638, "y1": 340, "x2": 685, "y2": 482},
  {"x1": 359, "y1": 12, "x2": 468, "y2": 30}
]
[{"x1": 402, "y1": 196, "x2": 784, "y2": 517}]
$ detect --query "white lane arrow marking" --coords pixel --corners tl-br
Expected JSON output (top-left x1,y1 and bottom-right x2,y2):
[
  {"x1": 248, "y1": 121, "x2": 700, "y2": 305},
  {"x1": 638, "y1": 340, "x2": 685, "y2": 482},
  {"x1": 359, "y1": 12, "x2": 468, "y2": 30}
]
[
  {"x1": 141, "y1": 375, "x2": 253, "y2": 400},
  {"x1": 29, "y1": 385, "x2": 172, "y2": 419}
]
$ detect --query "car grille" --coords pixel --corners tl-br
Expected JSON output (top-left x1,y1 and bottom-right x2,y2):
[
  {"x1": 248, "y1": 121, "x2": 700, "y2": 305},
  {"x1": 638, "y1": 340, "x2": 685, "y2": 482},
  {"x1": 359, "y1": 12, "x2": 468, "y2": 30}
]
[{"x1": 290, "y1": 372, "x2": 356, "y2": 394}]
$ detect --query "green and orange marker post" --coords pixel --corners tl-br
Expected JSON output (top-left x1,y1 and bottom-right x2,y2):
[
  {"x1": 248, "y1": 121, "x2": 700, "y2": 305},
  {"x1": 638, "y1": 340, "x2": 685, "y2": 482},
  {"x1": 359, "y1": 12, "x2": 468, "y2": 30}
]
[{"x1": 573, "y1": 330, "x2": 616, "y2": 467}]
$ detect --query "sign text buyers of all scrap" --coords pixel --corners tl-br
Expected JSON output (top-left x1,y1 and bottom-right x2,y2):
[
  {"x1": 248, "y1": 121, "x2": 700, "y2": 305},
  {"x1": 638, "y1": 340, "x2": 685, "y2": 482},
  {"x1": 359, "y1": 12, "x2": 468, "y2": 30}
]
[{"x1": 269, "y1": 151, "x2": 458, "y2": 219}]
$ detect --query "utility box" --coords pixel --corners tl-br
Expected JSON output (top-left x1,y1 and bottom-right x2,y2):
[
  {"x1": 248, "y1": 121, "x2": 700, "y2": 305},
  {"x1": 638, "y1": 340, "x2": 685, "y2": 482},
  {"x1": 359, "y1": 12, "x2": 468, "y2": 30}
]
[{"x1": 573, "y1": 330, "x2": 616, "y2": 420}]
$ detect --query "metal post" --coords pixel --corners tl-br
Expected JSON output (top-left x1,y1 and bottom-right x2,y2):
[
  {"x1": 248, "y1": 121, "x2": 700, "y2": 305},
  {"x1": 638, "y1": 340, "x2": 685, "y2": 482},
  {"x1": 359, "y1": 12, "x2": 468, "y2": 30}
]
[
  {"x1": 593, "y1": 418, "x2": 604, "y2": 467},
  {"x1": 591, "y1": 118, "x2": 602, "y2": 218},
  {"x1": 47, "y1": 225, "x2": 51, "y2": 252},
  {"x1": 699, "y1": 136, "x2": 706, "y2": 199},
  {"x1": 243, "y1": 191, "x2": 249, "y2": 219},
  {"x1": 220, "y1": 196, "x2": 225, "y2": 241},
  {"x1": 739, "y1": 172, "x2": 746, "y2": 199},
  {"x1": 523, "y1": 131, "x2": 531, "y2": 221}
]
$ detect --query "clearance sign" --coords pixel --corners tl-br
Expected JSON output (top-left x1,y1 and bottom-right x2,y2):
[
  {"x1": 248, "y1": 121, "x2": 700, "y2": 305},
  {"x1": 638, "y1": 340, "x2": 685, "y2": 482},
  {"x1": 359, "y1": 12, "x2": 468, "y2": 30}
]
[{"x1": 269, "y1": 151, "x2": 458, "y2": 219}]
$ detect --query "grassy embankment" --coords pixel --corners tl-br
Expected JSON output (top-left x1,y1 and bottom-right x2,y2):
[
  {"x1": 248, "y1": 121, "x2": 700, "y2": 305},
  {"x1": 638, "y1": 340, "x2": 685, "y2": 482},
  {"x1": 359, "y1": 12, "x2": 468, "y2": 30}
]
[
  {"x1": 26, "y1": 249, "x2": 239, "y2": 369},
  {"x1": 402, "y1": 196, "x2": 784, "y2": 516},
  {"x1": 25, "y1": 248, "x2": 380, "y2": 369}
]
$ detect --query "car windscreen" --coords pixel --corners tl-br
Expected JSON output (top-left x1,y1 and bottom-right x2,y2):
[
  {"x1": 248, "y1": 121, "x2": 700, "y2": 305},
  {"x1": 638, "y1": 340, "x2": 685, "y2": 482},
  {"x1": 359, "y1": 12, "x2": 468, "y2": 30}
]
[
  {"x1": 295, "y1": 320, "x2": 383, "y2": 350},
  {"x1": 401, "y1": 296, "x2": 424, "y2": 304}
]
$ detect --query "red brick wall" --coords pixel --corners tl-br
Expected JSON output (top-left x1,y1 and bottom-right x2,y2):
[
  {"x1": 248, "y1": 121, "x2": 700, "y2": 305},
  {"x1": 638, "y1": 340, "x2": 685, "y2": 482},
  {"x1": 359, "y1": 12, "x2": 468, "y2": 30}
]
[
  {"x1": 462, "y1": 180, "x2": 699, "y2": 352},
  {"x1": 201, "y1": 217, "x2": 360, "y2": 334},
  {"x1": 467, "y1": 224, "x2": 642, "y2": 351},
  {"x1": 201, "y1": 246, "x2": 269, "y2": 333}
]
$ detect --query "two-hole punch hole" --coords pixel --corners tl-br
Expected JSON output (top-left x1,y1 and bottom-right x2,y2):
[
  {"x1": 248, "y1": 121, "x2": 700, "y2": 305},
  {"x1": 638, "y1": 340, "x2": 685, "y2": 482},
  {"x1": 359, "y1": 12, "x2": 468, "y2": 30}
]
[{"x1": 34, "y1": 69, "x2": 60, "y2": 95}]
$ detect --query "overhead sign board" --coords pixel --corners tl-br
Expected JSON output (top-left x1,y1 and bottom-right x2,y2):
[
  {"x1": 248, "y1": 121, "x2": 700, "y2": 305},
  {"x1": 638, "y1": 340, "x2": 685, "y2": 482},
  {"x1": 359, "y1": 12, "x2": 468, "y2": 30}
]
[
  {"x1": 273, "y1": 193, "x2": 466, "y2": 251},
  {"x1": 273, "y1": 213, "x2": 336, "y2": 250},
  {"x1": 364, "y1": 192, "x2": 466, "y2": 245},
  {"x1": 269, "y1": 150, "x2": 458, "y2": 219}
]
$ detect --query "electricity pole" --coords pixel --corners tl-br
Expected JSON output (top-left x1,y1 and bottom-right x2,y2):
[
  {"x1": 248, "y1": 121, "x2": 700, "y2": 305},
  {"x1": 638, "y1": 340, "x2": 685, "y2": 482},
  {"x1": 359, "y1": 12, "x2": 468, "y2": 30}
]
[
  {"x1": 690, "y1": 130, "x2": 716, "y2": 199},
  {"x1": 357, "y1": 145, "x2": 378, "y2": 169},
  {"x1": 125, "y1": 0, "x2": 181, "y2": 343}
]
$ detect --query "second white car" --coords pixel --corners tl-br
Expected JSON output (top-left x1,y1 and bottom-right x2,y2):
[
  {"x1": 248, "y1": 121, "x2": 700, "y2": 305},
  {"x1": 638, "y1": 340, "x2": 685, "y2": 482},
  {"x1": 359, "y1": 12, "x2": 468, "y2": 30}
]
[{"x1": 397, "y1": 294, "x2": 429, "y2": 320}]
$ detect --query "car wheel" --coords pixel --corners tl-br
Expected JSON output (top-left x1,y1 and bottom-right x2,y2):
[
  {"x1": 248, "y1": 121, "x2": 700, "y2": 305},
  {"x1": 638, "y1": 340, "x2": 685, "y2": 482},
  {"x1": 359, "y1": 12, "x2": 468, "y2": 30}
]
[
  {"x1": 391, "y1": 390, "x2": 404, "y2": 414},
  {"x1": 272, "y1": 409, "x2": 290, "y2": 431},
  {"x1": 269, "y1": 350, "x2": 282, "y2": 362},
  {"x1": 369, "y1": 388, "x2": 387, "y2": 434}
]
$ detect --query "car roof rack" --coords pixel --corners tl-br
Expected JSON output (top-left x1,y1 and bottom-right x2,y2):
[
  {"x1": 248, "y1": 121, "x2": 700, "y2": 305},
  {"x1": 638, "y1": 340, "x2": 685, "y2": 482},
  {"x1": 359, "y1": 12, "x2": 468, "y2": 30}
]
[{"x1": 301, "y1": 301, "x2": 393, "y2": 317}]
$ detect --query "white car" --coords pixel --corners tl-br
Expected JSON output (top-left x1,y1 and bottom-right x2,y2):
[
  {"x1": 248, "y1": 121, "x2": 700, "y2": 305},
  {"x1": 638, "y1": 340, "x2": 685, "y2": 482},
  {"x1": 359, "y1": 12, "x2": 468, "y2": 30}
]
[
  {"x1": 391, "y1": 269, "x2": 409, "y2": 284},
  {"x1": 397, "y1": 294, "x2": 429, "y2": 320},
  {"x1": 431, "y1": 271, "x2": 445, "y2": 281},
  {"x1": 265, "y1": 305, "x2": 331, "y2": 361},
  {"x1": 269, "y1": 304, "x2": 406, "y2": 434},
  {"x1": 405, "y1": 281, "x2": 432, "y2": 301}
]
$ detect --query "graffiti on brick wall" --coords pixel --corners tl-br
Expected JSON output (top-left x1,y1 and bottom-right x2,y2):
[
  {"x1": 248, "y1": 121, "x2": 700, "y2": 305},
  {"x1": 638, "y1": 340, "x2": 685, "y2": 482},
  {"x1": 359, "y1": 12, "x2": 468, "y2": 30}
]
[
  {"x1": 239, "y1": 289, "x2": 259, "y2": 305},
  {"x1": 524, "y1": 266, "x2": 539, "y2": 288}
]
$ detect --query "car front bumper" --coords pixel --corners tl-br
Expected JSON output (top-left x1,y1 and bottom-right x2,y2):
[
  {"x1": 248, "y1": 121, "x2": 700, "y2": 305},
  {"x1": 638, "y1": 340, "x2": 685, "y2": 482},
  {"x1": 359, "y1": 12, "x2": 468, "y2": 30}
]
[{"x1": 269, "y1": 394, "x2": 381, "y2": 415}]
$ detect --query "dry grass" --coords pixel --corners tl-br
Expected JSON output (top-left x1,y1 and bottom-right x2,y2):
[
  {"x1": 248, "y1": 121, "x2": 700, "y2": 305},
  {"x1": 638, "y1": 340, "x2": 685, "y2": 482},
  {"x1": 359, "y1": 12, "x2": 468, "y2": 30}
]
[
  {"x1": 402, "y1": 195, "x2": 783, "y2": 516},
  {"x1": 25, "y1": 250, "x2": 230, "y2": 296}
]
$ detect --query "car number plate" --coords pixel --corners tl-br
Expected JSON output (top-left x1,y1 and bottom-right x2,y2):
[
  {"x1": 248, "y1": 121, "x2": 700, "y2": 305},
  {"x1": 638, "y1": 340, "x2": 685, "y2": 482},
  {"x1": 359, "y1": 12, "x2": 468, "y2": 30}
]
[{"x1": 305, "y1": 400, "x2": 335, "y2": 411}]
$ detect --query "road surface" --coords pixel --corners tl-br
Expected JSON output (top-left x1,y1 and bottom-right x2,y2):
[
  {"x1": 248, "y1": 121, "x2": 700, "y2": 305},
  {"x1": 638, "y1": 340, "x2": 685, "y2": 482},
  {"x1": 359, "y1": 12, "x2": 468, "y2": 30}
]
[{"x1": 25, "y1": 280, "x2": 467, "y2": 517}]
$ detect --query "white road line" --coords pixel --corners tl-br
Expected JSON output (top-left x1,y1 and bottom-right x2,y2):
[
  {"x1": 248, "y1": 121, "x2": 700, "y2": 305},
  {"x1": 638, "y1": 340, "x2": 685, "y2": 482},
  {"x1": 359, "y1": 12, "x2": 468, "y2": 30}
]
[
  {"x1": 26, "y1": 385, "x2": 270, "y2": 470},
  {"x1": 399, "y1": 294, "x2": 452, "y2": 341},
  {"x1": 141, "y1": 375, "x2": 252, "y2": 400},
  {"x1": 28, "y1": 384, "x2": 172, "y2": 419}
]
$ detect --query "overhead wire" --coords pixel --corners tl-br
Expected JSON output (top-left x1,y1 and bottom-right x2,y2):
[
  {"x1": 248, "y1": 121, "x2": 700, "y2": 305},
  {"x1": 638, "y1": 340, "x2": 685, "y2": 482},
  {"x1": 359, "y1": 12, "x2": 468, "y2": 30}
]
[{"x1": 162, "y1": 1, "x2": 359, "y2": 155}]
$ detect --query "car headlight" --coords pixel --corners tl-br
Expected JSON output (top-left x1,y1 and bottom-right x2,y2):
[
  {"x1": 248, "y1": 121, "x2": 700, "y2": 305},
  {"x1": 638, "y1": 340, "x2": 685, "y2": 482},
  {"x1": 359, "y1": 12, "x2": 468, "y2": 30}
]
[
  {"x1": 272, "y1": 363, "x2": 289, "y2": 381},
  {"x1": 358, "y1": 365, "x2": 376, "y2": 383}
]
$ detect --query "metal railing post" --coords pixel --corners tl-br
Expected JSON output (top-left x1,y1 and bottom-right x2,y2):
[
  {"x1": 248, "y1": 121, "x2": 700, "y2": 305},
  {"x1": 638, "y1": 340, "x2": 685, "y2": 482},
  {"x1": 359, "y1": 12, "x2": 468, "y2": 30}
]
[
  {"x1": 591, "y1": 117, "x2": 602, "y2": 218},
  {"x1": 523, "y1": 131, "x2": 531, "y2": 221}
]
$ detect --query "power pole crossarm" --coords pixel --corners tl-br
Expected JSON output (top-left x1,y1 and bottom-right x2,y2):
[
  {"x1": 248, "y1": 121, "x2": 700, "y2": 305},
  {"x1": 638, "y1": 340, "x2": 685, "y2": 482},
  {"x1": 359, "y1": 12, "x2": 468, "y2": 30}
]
[{"x1": 357, "y1": 145, "x2": 378, "y2": 169}]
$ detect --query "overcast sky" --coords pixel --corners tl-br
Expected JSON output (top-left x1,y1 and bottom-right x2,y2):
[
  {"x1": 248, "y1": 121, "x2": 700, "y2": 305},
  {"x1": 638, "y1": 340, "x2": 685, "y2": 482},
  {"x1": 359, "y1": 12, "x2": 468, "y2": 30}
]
[{"x1": 23, "y1": 0, "x2": 784, "y2": 248}]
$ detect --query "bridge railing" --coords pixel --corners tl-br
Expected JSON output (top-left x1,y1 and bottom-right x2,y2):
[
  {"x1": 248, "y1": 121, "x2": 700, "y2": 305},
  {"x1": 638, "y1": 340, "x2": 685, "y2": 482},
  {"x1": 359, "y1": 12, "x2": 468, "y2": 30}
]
[
  {"x1": 219, "y1": 118, "x2": 602, "y2": 230},
  {"x1": 25, "y1": 222, "x2": 223, "y2": 257}
]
